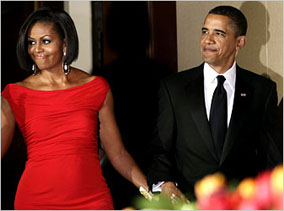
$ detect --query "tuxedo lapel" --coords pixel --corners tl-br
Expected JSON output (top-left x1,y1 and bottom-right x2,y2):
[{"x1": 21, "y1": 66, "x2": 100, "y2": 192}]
[
  {"x1": 184, "y1": 66, "x2": 219, "y2": 162},
  {"x1": 220, "y1": 66, "x2": 253, "y2": 165}
]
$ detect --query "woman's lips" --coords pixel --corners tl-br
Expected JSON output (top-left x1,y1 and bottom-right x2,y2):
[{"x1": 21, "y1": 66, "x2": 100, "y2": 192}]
[{"x1": 35, "y1": 55, "x2": 46, "y2": 59}]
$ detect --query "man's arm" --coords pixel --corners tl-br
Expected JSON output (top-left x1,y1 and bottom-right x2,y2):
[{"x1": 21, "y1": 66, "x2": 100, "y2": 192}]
[
  {"x1": 260, "y1": 81, "x2": 283, "y2": 167},
  {"x1": 147, "y1": 79, "x2": 177, "y2": 188},
  {"x1": 147, "y1": 80, "x2": 189, "y2": 203}
]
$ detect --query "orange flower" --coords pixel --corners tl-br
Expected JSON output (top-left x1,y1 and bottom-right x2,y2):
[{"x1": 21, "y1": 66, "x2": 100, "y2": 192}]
[
  {"x1": 271, "y1": 165, "x2": 283, "y2": 210},
  {"x1": 271, "y1": 165, "x2": 283, "y2": 196},
  {"x1": 122, "y1": 206, "x2": 136, "y2": 210},
  {"x1": 237, "y1": 177, "x2": 255, "y2": 199},
  {"x1": 195, "y1": 172, "x2": 226, "y2": 199}
]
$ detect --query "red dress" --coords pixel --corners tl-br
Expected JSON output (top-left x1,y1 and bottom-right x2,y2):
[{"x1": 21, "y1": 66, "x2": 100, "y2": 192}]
[{"x1": 2, "y1": 76, "x2": 114, "y2": 210}]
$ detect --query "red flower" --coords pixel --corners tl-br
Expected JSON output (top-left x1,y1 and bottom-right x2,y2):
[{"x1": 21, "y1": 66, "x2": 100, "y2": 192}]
[
  {"x1": 227, "y1": 191, "x2": 242, "y2": 209},
  {"x1": 197, "y1": 190, "x2": 230, "y2": 210},
  {"x1": 237, "y1": 199, "x2": 261, "y2": 210}
]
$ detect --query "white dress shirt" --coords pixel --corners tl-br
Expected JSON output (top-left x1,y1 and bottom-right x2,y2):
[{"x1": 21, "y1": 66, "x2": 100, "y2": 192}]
[
  {"x1": 204, "y1": 62, "x2": 236, "y2": 127},
  {"x1": 152, "y1": 62, "x2": 237, "y2": 192}
]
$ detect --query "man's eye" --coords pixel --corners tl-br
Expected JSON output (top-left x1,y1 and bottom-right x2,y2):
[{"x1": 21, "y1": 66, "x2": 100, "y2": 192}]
[
  {"x1": 42, "y1": 39, "x2": 51, "y2": 44},
  {"x1": 28, "y1": 40, "x2": 36, "y2": 45},
  {"x1": 216, "y1": 32, "x2": 225, "y2": 37},
  {"x1": 202, "y1": 30, "x2": 208, "y2": 34}
]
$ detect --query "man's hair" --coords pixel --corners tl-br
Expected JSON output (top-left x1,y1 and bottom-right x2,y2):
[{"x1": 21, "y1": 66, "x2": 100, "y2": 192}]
[{"x1": 208, "y1": 5, "x2": 247, "y2": 37}]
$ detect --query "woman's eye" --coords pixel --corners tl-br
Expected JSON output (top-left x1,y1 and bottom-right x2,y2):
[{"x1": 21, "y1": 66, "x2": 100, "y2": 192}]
[
  {"x1": 42, "y1": 39, "x2": 51, "y2": 44},
  {"x1": 28, "y1": 40, "x2": 36, "y2": 45}
]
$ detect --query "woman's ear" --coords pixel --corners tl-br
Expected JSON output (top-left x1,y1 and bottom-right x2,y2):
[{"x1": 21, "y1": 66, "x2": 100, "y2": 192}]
[
  {"x1": 236, "y1": 36, "x2": 247, "y2": 50},
  {"x1": 63, "y1": 39, "x2": 66, "y2": 53}
]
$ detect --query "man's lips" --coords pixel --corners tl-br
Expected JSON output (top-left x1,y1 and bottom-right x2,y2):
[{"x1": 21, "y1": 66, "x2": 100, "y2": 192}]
[{"x1": 203, "y1": 46, "x2": 217, "y2": 52}]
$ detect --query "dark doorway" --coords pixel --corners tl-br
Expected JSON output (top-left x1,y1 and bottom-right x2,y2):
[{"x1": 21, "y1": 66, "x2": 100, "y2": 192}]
[{"x1": 97, "y1": 2, "x2": 177, "y2": 209}]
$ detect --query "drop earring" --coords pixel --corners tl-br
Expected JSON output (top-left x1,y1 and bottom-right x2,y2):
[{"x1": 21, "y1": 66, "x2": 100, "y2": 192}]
[
  {"x1": 62, "y1": 52, "x2": 70, "y2": 75},
  {"x1": 32, "y1": 64, "x2": 37, "y2": 75}
]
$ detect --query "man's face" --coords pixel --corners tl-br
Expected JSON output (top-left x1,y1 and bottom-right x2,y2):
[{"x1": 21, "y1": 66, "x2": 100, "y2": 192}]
[{"x1": 200, "y1": 14, "x2": 241, "y2": 73}]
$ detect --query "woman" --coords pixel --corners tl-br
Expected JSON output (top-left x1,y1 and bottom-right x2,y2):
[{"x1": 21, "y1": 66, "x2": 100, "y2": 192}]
[{"x1": 1, "y1": 7, "x2": 148, "y2": 210}]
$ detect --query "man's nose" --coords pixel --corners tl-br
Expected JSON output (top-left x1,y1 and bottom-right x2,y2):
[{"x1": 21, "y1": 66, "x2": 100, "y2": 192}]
[{"x1": 204, "y1": 33, "x2": 214, "y2": 44}]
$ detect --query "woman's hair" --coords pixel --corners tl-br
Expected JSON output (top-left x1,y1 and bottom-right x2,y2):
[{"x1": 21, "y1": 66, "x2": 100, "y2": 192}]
[{"x1": 16, "y1": 7, "x2": 79, "y2": 71}]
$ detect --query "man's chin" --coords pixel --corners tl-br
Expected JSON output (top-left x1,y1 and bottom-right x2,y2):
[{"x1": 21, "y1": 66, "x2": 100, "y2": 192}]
[{"x1": 203, "y1": 57, "x2": 216, "y2": 65}]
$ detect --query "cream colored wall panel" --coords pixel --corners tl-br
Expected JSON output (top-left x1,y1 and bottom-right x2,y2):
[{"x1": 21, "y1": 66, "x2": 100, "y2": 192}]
[
  {"x1": 267, "y1": 1, "x2": 283, "y2": 100},
  {"x1": 238, "y1": 1, "x2": 283, "y2": 101},
  {"x1": 64, "y1": 2, "x2": 92, "y2": 74}
]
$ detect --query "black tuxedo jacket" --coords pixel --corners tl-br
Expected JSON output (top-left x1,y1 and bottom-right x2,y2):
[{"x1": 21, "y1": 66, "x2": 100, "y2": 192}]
[{"x1": 147, "y1": 63, "x2": 282, "y2": 196}]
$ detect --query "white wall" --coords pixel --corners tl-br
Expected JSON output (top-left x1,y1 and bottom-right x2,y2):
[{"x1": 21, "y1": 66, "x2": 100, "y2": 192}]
[{"x1": 64, "y1": 2, "x2": 92, "y2": 74}]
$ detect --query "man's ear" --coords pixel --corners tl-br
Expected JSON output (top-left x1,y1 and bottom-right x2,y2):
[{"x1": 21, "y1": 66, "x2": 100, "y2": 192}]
[{"x1": 236, "y1": 36, "x2": 247, "y2": 50}]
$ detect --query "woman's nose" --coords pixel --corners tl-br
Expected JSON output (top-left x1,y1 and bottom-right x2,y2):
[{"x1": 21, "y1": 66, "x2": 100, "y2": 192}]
[{"x1": 35, "y1": 43, "x2": 43, "y2": 52}]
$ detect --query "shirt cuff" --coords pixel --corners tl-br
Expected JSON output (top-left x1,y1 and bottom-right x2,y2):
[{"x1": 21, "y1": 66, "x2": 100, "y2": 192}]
[
  {"x1": 152, "y1": 181, "x2": 178, "y2": 192},
  {"x1": 152, "y1": 181, "x2": 165, "y2": 192}
]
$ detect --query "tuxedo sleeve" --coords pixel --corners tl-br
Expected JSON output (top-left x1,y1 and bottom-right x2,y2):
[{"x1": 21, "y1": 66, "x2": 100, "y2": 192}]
[
  {"x1": 147, "y1": 79, "x2": 178, "y2": 190},
  {"x1": 260, "y1": 81, "x2": 283, "y2": 168}
]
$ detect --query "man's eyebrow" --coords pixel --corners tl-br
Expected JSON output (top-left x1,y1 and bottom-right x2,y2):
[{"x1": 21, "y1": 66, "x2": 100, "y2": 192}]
[
  {"x1": 201, "y1": 27, "x2": 208, "y2": 31},
  {"x1": 214, "y1": 29, "x2": 226, "y2": 34}
]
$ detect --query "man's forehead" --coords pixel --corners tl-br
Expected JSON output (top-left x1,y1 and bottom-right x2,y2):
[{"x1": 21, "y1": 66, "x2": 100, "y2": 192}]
[
  {"x1": 204, "y1": 14, "x2": 231, "y2": 23},
  {"x1": 203, "y1": 14, "x2": 236, "y2": 32}
]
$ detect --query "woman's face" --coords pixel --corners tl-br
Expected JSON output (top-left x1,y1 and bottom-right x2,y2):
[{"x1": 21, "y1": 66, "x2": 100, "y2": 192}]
[{"x1": 28, "y1": 22, "x2": 65, "y2": 71}]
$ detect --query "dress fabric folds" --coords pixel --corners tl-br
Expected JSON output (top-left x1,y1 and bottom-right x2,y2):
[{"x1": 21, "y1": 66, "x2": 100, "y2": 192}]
[{"x1": 2, "y1": 76, "x2": 114, "y2": 210}]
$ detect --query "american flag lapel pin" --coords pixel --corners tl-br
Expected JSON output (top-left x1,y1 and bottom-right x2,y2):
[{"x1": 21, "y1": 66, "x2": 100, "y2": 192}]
[{"x1": 241, "y1": 93, "x2": 246, "y2": 97}]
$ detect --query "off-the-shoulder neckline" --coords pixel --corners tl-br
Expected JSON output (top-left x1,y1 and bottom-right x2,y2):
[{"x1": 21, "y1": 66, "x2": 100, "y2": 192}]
[{"x1": 10, "y1": 76, "x2": 100, "y2": 93}]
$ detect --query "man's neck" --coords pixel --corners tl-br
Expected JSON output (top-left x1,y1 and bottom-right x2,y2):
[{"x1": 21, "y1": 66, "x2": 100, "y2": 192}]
[{"x1": 207, "y1": 62, "x2": 235, "y2": 74}]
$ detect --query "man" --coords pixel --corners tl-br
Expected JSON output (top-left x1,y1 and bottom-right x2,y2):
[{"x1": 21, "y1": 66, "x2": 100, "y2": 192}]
[{"x1": 147, "y1": 5, "x2": 282, "y2": 201}]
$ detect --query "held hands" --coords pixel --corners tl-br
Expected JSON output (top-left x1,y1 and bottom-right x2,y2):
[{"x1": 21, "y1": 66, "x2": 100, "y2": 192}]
[
  {"x1": 161, "y1": 181, "x2": 190, "y2": 205},
  {"x1": 136, "y1": 182, "x2": 191, "y2": 210},
  {"x1": 139, "y1": 186, "x2": 154, "y2": 200}
]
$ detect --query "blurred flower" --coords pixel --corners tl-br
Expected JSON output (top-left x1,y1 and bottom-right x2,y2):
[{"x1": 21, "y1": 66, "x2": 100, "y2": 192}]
[
  {"x1": 271, "y1": 165, "x2": 283, "y2": 195},
  {"x1": 255, "y1": 170, "x2": 272, "y2": 209},
  {"x1": 195, "y1": 173, "x2": 229, "y2": 210},
  {"x1": 194, "y1": 164, "x2": 283, "y2": 210},
  {"x1": 271, "y1": 165, "x2": 283, "y2": 210},
  {"x1": 237, "y1": 177, "x2": 256, "y2": 199},
  {"x1": 122, "y1": 206, "x2": 136, "y2": 210},
  {"x1": 195, "y1": 172, "x2": 226, "y2": 199},
  {"x1": 237, "y1": 199, "x2": 261, "y2": 210},
  {"x1": 226, "y1": 190, "x2": 241, "y2": 208},
  {"x1": 197, "y1": 190, "x2": 230, "y2": 210}
]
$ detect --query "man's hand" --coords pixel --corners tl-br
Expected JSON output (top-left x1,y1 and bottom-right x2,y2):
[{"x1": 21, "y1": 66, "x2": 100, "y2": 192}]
[{"x1": 161, "y1": 181, "x2": 190, "y2": 204}]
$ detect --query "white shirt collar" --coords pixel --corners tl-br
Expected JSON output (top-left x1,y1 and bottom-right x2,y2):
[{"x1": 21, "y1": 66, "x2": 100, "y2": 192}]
[{"x1": 203, "y1": 62, "x2": 236, "y2": 89}]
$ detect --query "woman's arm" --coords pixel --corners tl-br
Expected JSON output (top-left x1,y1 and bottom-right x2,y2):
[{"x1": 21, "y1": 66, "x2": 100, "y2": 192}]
[
  {"x1": 98, "y1": 90, "x2": 148, "y2": 191},
  {"x1": 1, "y1": 96, "x2": 16, "y2": 158}
]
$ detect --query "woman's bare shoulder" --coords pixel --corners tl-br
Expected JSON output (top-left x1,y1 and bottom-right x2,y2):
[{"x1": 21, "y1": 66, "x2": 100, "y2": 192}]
[
  {"x1": 70, "y1": 67, "x2": 97, "y2": 84},
  {"x1": 15, "y1": 75, "x2": 36, "y2": 88}
]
